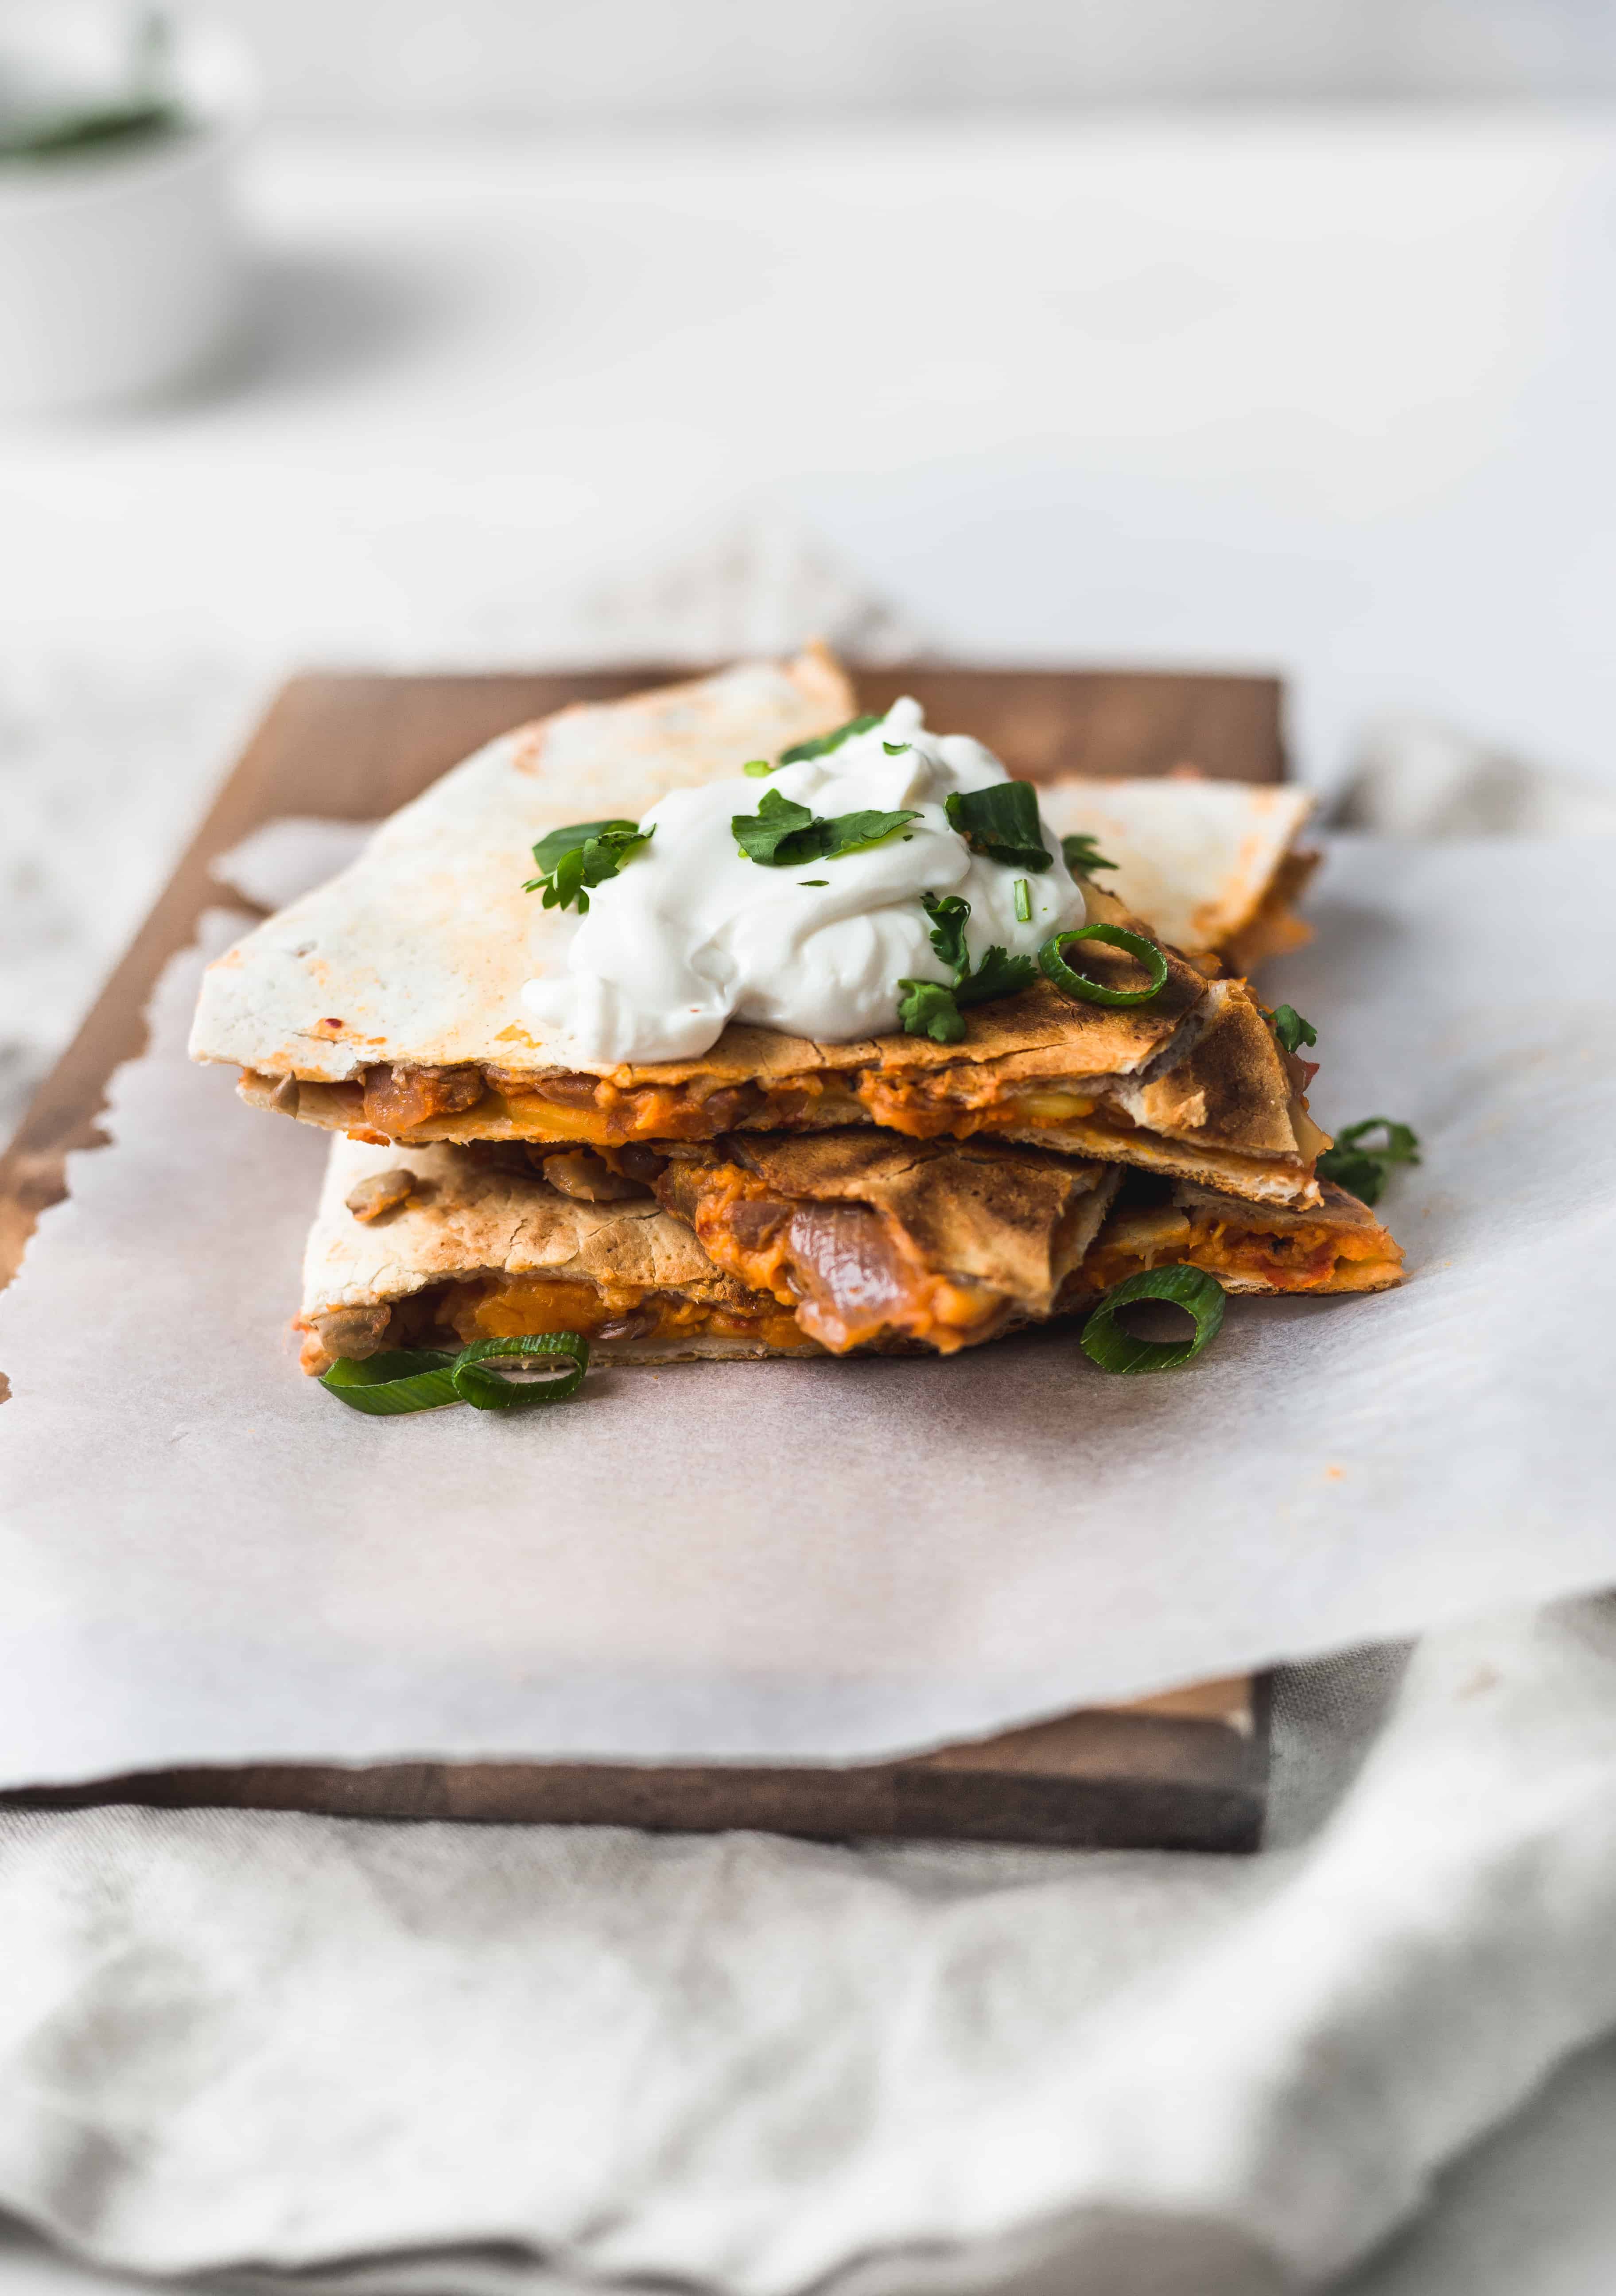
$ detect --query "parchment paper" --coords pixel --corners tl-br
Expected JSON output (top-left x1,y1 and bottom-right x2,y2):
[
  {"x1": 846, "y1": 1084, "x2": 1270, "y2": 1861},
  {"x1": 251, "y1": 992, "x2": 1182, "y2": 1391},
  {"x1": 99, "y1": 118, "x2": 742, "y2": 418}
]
[{"x1": 2, "y1": 834, "x2": 1613, "y2": 1786}]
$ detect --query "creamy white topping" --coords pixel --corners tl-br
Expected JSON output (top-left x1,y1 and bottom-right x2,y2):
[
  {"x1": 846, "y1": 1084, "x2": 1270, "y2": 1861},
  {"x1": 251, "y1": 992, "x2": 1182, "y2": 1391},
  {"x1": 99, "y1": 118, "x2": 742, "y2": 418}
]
[{"x1": 519, "y1": 698, "x2": 1086, "y2": 1067}]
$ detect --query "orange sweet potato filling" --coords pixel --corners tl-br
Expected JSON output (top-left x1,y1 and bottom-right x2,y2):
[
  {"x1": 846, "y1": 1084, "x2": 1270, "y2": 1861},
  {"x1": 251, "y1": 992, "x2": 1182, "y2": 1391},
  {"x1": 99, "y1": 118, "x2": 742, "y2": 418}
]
[
  {"x1": 435, "y1": 1274, "x2": 806, "y2": 1352},
  {"x1": 653, "y1": 1160, "x2": 1008, "y2": 1355},
  {"x1": 1078, "y1": 1210, "x2": 1398, "y2": 1296}
]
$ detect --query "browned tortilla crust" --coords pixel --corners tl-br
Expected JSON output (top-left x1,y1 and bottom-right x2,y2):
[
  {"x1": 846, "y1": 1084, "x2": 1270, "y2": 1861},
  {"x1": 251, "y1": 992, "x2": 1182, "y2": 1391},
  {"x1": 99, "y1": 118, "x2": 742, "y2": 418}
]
[
  {"x1": 1071, "y1": 1178, "x2": 1404, "y2": 1298},
  {"x1": 650, "y1": 1130, "x2": 1119, "y2": 1355}
]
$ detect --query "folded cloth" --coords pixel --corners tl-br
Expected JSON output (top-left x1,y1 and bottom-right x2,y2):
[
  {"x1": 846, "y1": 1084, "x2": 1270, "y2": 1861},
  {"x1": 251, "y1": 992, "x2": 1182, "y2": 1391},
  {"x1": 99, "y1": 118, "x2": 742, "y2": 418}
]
[
  {"x1": 1330, "y1": 715, "x2": 1616, "y2": 838},
  {"x1": 2, "y1": 1602, "x2": 1616, "y2": 2296}
]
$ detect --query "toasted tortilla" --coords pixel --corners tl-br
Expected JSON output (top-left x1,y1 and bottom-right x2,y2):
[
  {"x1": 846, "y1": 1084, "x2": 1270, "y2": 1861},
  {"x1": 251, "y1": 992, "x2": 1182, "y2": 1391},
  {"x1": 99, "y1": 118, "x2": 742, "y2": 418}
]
[
  {"x1": 194, "y1": 648, "x2": 855, "y2": 1088},
  {"x1": 650, "y1": 1130, "x2": 1122, "y2": 1354},
  {"x1": 1072, "y1": 1176, "x2": 1404, "y2": 1298},
  {"x1": 196, "y1": 653, "x2": 1325, "y2": 1206},
  {"x1": 302, "y1": 1127, "x2": 1125, "y2": 1368},
  {"x1": 299, "y1": 1137, "x2": 819, "y2": 1370},
  {"x1": 1037, "y1": 776, "x2": 1317, "y2": 969}
]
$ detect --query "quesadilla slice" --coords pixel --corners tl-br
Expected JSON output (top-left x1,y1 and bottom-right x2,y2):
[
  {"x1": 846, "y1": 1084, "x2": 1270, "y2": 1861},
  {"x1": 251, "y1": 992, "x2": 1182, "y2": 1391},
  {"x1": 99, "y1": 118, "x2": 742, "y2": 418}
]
[
  {"x1": 298, "y1": 1137, "x2": 816, "y2": 1373},
  {"x1": 194, "y1": 653, "x2": 1327, "y2": 1208},
  {"x1": 300, "y1": 1132, "x2": 1123, "y2": 1369},
  {"x1": 1072, "y1": 1175, "x2": 1404, "y2": 1299},
  {"x1": 1037, "y1": 775, "x2": 1317, "y2": 974},
  {"x1": 646, "y1": 1130, "x2": 1122, "y2": 1355}
]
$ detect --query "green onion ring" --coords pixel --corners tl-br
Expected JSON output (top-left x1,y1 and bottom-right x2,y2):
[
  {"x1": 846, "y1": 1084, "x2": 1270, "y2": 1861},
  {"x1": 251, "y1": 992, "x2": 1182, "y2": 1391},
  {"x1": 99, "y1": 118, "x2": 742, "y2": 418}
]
[
  {"x1": 319, "y1": 1347, "x2": 462, "y2": 1415},
  {"x1": 1080, "y1": 1264, "x2": 1226, "y2": 1375},
  {"x1": 1039, "y1": 923, "x2": 1169, "y2": 1008},
  {"x1": 319, "y1": 1333, "x2": 590, "y2": 1415},
  {"x1": 450, "y1": 1332, "x2": 590, "y2": 1411}
]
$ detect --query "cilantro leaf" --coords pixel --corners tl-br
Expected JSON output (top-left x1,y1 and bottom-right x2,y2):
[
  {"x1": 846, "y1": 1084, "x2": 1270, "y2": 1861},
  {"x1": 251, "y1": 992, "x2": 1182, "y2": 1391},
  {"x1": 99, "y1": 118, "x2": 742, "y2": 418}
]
[
  {"x1": 896, "y1": 980, "x2": 967, "y2": 1044},
  {"x1": 1060, "y1": 831, "x2": 1118, "y2": 876},
  {"x1": 1315, "y1": 1146, "x2": 1391, "y2": 1205},
  {"x1": 778, "y1": 713, "x2": 883, "y2": 766},
  {"x1": 944, "y1": 782, "x2": 1053, "y2": 872},
  {"x1": 899, "y1": 892, "x2": 1035, "y2": 1038},
  {"x1": 732, "y1": 790, "x2": 920, "y2": 868},
  {"x1": 921, "y1": 890, "x2": 971, "y2": 973},
  {"x1": 524, "y1": 819, "x2": 654, "y2": 914},
  {"x1": 1317, "y1": 1117, "x2": 1421, "y2": 1207},
  {"x1": 956, "y1": 942, "x2": 1037, "y2": 1006},
  {"x1": 528, "y1": 819, "x2": 639, "y2": 877},
  {"x1": 824, "y1": 807, "x2": 922, "y2": 857},
  {"x1": 1270, "y1": 1004, "x2": 1318, "y2": 1055},
  {"x1": 731, "y1": 788, "x2": 823, "y2": 866}
]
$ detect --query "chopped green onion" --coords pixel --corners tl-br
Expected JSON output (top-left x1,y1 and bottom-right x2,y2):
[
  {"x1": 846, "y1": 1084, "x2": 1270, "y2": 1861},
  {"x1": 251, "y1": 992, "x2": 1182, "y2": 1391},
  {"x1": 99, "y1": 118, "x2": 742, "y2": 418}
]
[
  {"x1": 1014, "y1": 877, "x2": 1032, "y2": 923},
  {"x1": 451, "y1": 1333, "x2": 590, "y2": 1410},
  {"x1": 320, "y1": 1333, "x2": 590, "y2": 1416},
  {"x1": 779, "y1": 714, "x2": 882, "y2": 764},
  {"x1": 1039, "y1": 924, "x2": 1169, "y2": 1008},
  {"x1": 742, "y1": 758, "x2": 774, "y2": 777},
  {"x1": 319, "y1": 1348, "x2": 462, "y2": 1416},
  {"x1": 1081, "y1": 1264, "x2": 1226, "y2": 1375},
  {"x1": 1270, "y1": 1004, "x2": 1318, "y2": 1055},
  {"x1": 1317, "y1": 1118, "x2": 1420, "y2": 1208},
  {"x1": 883, "y1": 741, "x2": 910, "y2": 756},
  {"x1": 798, "y1": 878, "x2": 828, "y2": 887}
]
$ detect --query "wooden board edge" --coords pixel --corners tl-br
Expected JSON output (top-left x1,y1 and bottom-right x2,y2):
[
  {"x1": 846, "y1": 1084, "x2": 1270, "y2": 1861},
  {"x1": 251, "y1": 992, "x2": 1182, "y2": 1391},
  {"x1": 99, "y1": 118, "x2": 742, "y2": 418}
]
[{"x1": 0, "y1": 1687, "x2": 1270, "y2": 1852}]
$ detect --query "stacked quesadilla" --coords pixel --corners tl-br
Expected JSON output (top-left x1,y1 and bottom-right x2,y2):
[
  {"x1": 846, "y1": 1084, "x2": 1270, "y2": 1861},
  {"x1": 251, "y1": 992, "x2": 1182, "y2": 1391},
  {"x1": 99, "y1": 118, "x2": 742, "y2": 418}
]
[{"x1": 190, "y1": 651, "x2": 1403, "y2": 1389}]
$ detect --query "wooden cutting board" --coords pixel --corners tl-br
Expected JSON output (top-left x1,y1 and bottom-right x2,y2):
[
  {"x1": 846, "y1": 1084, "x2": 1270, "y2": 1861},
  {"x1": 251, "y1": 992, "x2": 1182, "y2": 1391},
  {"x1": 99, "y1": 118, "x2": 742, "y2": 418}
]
[{"x1": 0, "y1": 663, "x2": 1284, "y2": 1851}]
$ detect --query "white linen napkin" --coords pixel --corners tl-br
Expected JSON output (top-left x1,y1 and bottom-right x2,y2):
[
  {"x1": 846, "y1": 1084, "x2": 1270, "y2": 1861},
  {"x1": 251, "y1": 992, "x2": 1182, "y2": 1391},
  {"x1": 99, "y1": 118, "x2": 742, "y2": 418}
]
[{"x1": 2, "y1": 1603, "x2": 1615, "y2": 2295}]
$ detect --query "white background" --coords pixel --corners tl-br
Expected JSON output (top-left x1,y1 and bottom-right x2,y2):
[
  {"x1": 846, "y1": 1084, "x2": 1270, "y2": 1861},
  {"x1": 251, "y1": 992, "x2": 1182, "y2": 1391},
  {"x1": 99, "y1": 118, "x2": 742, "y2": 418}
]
[{"x1": 195, "y1": 0, "x2": 1616, "y2": 116}]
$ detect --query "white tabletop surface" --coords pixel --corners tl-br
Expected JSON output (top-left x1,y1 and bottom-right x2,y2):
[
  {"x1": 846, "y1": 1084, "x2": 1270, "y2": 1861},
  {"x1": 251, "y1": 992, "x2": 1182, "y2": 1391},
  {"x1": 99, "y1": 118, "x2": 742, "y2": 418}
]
[
  {"x1": 4, "y1": 113, "x2": 1616, "y2": 2291},
  {"x1": 8, "y1": 113, "x2": 1616, "y2": 772}
]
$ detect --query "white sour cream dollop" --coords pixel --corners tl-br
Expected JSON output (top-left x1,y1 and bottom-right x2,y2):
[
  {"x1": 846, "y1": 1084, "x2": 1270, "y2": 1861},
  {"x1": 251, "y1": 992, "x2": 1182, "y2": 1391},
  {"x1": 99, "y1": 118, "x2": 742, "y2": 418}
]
[{"x1": 518, "y1": 698, "x2": 1087, "y2": 1066}]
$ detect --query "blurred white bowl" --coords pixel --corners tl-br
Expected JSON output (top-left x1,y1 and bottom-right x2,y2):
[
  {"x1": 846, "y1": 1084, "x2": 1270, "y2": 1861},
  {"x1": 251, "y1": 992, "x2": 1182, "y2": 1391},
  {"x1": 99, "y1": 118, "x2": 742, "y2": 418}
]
[{"x1": 0, "y1": 4, "x2": 255, "y2": 414}]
